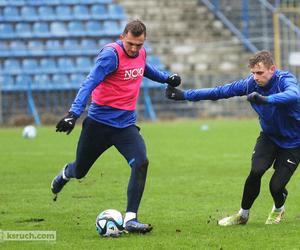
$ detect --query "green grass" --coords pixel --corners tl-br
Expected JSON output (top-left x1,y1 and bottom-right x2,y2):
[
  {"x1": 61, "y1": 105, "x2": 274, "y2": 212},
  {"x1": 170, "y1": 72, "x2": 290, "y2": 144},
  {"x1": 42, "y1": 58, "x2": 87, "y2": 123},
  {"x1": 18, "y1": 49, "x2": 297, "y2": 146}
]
[{"x1": 1, "y1": 119, "x2": 300, "y2": 249}]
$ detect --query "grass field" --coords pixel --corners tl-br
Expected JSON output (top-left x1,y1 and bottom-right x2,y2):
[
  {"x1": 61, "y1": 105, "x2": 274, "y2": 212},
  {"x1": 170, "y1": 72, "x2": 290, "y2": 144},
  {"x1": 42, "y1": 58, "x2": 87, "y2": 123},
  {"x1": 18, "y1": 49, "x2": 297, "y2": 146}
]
[{"x1": 1, "y1": 119, "x2": 300, "y2": 249}]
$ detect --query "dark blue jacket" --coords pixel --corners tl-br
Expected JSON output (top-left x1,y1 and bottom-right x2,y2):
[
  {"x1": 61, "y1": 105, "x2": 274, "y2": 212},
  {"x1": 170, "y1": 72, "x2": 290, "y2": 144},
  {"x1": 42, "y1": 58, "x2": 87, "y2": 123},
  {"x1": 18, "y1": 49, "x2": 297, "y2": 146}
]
[{"x1": 185, "y1": 70, "x2": 300, "y2": 148}]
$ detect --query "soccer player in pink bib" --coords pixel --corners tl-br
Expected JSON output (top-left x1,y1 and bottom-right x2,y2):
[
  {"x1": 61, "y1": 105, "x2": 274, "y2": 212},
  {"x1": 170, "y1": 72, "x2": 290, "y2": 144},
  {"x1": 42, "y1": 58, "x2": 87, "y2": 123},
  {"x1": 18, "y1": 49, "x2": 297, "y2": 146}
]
[{"x1": 52, "y1": 20, "x2": 181, "y2": 233}]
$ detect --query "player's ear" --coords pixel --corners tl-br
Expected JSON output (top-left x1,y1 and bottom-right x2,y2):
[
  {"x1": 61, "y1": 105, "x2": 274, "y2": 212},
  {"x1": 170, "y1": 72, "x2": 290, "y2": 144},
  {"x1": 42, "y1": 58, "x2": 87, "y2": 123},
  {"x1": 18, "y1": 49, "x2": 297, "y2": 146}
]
[
  {"x1": 120, "y1": 34, "x2": 124, "y2": 40},
  {"x1": 270, "y1": 65, "x2": 276, "y2": 72}
]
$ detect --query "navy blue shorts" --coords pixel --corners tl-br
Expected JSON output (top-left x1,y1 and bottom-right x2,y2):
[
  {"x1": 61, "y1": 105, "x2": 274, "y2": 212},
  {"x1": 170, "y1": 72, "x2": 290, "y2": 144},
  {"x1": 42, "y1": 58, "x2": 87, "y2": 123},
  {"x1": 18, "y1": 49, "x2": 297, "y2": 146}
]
[{"x1": 67, "y1": 116, "x2": 148, "y2": 179}]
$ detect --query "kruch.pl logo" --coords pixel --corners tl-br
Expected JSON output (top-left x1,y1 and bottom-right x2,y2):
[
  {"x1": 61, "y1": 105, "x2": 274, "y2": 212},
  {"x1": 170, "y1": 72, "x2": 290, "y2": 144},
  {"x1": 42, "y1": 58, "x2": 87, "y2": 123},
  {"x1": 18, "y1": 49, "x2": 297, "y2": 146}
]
[{"x1": 124, "y1": 68, "x2": 144, "y2": 80}]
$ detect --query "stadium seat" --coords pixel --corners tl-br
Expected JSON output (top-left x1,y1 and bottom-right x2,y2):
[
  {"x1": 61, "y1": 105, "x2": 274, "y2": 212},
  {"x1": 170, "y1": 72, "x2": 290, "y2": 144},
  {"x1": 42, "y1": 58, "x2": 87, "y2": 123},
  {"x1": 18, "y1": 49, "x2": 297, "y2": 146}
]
[
  {"x1": 16, "y1": 22, "x2": 32, "y2": 37},
  {"x1": 52, "y1": 73, "x2": 69, "y2": 88},
  {"x1": 0, "y1": 75, "x2": 14, "y2": 91},
  {"x1": 102, "y1": 21, "x2": 122, "y2": 36},
  {"x1": 108, "y1": 4, "x2": 125, "y2": 19},
  {"x1": 91, "y1": 5, "x2": 107, "y2": 17},
  {"x1": 46, "y1": 39, "x2": 61, "y2": 49},
  {"x1": 15, "y1": 74, "x2": 32, "y2": 90},
  {"x1": 27, "y1": 40, "x2": 44, "y2": 55},
  {"x1": 4, "y1": 59, "x2": 21, "y2": 73},
  {"x1": 28, "y1": 40, "x2": 44, "y2": 49},
  {"x1": 38, "y1": 6, "x2": 55, "y2": 18},
  {"x1": 0, "y1": 41, "x2": 8, "y2": 50},
  {"x1": 0, "y1": 24, "x2": 14, "y2": 38},
  {"x1": 20, "y1": 6, "x2": 37, "y2": 19},
  {"x1": 40, "y1": 58, "x2": 56, "y2": 72},
  {"x1": 64, "y1": 39, "x2": 79, "y2": 50},
  {"x1": 50, "y1": 22, "x2": 67, "y2": 36},
  {"x1": 70, "y1": 73, "x2": 85, "y2": 86},
  {"x1": 45, "y1": 40, "x2": 63, "y2": 55},
  {"x1": 33, "y1": 22, "x2": 50, "y2": 36},
  {"x1": 73, "y1": 5, "x2": 89, "y2": 19},
  {"x1": 22, "y1": 59, "x2": 39, "y2": 72},
  {"x1": 76, "y1": 57, "x2": 91, "y2": 70},
  {"x1": 9, "y1": 40, "x2": 27, "y2": 56},
  {"x1": 55, "y1": 5, "x2": 72, "y2": 19},
  {"x1": 80, "y1": 39, "x2": 97, "y2": 49},
  {"x1": 58, "y1": 57, "x2": 75, "y2": 71},
  {"x1": 34, "y1": 74, "x2": 51, "y2": 89},
  {"x1": 86, "y1": 21, "x2": 102, "y2": 34},
  {"x1": 68, "y1": 21, "x2": 85, "y2": 35},
  {"x1": 3, "y1": 6, "x2": 19, "y2": 20},
  {"x1": 10, "y1": 40, "x2": 26, "y2": 50}
]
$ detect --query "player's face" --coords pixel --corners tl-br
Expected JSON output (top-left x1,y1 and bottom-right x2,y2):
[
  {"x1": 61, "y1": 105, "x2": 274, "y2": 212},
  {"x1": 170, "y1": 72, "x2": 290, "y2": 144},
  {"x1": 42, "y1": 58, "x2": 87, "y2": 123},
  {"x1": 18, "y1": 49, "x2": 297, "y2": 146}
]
[
  {"x1": 120, "y1": 31, "x2": 145, "y2": 58},
  {"x1": 250, "y1": 62, "x2": 276, "y2": 87}
]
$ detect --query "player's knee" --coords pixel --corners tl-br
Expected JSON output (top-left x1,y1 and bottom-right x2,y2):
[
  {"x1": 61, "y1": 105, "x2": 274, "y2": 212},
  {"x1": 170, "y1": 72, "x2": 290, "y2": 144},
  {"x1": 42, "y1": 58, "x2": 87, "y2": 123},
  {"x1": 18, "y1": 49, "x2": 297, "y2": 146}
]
[
  {"x1": 249, "y1": 169, "x2": 264, "y2": 179},
  {"x1": 269, "y1": 181, "x2": 281, "y2": 195},
  {"x1": 131, "y1": 157, "x2": 149, "y2": 170}
]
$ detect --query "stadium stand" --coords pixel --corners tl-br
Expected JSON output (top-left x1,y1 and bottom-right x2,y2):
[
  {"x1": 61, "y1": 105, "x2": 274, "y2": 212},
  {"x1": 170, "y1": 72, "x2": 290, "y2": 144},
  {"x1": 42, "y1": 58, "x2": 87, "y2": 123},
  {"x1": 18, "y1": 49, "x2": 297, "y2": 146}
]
[
  {"x1": 0, "y1": 0, "x2": 299, "y2": 124},
  {"x1": 0, "y1": 0, "x2": 160, "y2": 124}
]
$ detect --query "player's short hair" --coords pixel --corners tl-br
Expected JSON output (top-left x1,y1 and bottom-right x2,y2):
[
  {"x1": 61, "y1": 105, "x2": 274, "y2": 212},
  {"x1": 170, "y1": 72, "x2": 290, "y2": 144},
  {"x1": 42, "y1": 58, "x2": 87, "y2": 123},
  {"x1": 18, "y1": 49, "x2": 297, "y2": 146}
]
[
  {"x1": 248, "y1": 50, "x2": 275, "y2": 68},
  {"x1": 122, "y1": 19, "x2": 146, "y2": 38}
]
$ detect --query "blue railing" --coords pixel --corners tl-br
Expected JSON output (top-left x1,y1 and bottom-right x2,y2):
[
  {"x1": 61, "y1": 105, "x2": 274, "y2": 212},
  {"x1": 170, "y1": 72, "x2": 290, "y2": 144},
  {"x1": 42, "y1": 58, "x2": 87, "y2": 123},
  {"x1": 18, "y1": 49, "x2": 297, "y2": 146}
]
[{"x1": 200, "y1": 0, "x2": 300, "y2": 78}]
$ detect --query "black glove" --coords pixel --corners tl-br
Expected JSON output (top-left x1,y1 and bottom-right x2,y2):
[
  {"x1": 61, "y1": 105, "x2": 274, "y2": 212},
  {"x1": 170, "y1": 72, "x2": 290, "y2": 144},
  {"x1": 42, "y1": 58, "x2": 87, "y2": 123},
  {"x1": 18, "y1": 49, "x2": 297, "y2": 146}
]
[
  {"x1": 247, "y1": 92, "x2": 268, "y2": 105},
  {"x1": 56, "y1": 112, "x2": 78, "y2": 135},
  {"x1": 166, "y1": 74, "x2": 181, "y2": 87},
  {"x1": 165, "y1": 86, "x2": 185, "y2": 101}
]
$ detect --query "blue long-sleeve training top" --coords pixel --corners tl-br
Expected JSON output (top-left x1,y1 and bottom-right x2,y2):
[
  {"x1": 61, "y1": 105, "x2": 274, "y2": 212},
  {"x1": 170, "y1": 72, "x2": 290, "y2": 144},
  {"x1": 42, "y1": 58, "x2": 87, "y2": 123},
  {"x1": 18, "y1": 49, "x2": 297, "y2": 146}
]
[
  {"x1": 184, "y1": 70, "x2": 300, "y2": 148},
  {"x1": 69, "y1": 40, "x2": 169, "y2": 128}
]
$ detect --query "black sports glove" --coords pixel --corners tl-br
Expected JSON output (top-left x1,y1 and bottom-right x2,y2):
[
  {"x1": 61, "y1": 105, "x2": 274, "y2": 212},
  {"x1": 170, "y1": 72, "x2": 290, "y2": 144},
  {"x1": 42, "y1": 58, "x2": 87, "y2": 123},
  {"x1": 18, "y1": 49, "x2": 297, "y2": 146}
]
[
  {"x1": 56, "y1": 112, "x2": 78, "y2": 135},
  {"x1": 165, "y1": 86, "x2": 185, "y2": 101},
  {"x1": 166, "y1": 74, "x2": 181, "y2": 87},
  {"x1": 247, "y1": 92, "x2": 268, "y2": 105}
]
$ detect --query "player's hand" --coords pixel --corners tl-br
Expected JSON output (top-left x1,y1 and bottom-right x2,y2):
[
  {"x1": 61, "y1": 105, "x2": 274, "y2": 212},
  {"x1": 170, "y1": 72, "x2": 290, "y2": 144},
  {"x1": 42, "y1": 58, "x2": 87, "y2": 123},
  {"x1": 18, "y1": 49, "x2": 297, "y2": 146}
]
[
  {"x1": 247, "y1": 92, "x2": 268, "y2": 104},
  {"x1": 56, "y1": 112, "x2": 78, "y2": 135},
  {"x1": 166, "y1": 74, "x2": 181, "y2": 87},
  {"x1": 165, "y1": 86, "x2": 185, "y2": 101}
]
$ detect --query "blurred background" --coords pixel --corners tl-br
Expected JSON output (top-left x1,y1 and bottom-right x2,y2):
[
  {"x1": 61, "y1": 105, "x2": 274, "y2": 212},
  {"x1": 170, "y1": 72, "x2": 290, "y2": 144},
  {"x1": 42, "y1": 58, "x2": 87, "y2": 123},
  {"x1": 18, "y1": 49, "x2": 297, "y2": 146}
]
[{"x1": 0, "y1": 0, "x2": 299, "y2": 125}]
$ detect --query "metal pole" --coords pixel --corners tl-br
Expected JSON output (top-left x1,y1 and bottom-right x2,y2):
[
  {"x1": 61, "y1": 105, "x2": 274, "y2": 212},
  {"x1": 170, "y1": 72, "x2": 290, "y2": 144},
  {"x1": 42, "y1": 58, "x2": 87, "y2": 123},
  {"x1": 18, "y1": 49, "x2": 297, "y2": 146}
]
[
  {"x1": 0, "y1": 81, "x2": 3, "y2": 124},
  {"x1": 242, "y1": 0, "x2": 249, "y2": 39},
  {"x1": 273, "y1": 11, "x2": 282, "y2": 68}
]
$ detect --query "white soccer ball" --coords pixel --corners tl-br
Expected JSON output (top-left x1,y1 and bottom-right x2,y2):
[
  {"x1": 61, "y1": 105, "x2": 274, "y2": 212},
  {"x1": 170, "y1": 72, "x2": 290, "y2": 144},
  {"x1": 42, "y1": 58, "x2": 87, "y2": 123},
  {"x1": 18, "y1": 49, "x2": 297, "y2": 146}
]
[
  {"x1": 95, "y1": 209, "x2": 124, "y2": 237},
  {"x1": 22, "y1": 125, "x2": 37, "y2": 139}
]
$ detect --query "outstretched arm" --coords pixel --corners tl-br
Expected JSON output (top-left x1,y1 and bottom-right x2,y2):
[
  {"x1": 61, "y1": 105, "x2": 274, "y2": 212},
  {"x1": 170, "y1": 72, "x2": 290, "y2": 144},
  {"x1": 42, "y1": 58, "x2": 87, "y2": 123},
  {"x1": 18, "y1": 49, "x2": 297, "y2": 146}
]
[{"x1": 166, "y1": 77, "x2": 252, "y2": 101}]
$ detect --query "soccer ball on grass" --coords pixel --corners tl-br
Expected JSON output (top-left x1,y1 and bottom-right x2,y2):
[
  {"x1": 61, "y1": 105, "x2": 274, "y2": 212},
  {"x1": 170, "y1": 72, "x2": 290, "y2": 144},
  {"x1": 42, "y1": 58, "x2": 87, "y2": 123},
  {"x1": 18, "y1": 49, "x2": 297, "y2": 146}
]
[
  {"x1": 96, "y1": 209, "x2": 124, "y2": 237},
  {"x1": 22, "y1": 125, "x2": 37, "y2": 139}
]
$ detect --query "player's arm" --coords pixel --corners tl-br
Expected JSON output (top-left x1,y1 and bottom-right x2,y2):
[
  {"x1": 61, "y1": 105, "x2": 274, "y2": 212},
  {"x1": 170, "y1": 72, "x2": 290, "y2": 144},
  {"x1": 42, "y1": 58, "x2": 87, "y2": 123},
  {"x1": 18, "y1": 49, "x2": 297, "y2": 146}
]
[
  {"x1": 267, "y1": 76, "x2": 300, "y2": 104},
  {"x1": 144, "y1": 63, "x2": 181, "y2": 87},
  {"x1": 166, "y1": 77, "x2": 251, "y2": 101},
  {"x1": 247, "y1": 75, "x2": 300, "y2": 105},
  {"x1": 56, "y1": 48, "x2": 118, "y2": 134}
]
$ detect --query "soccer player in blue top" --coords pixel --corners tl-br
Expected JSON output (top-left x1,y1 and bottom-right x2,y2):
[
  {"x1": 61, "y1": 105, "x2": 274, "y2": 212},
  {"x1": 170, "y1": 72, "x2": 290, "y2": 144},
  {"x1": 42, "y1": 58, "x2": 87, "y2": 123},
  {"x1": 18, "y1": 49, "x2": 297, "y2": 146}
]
[
  {"x1": 166, "y1": 50, "x2": 300, "y2": 225},
  {"x1": 51, "y1": 20, "x2": 181, "y2": 233}
]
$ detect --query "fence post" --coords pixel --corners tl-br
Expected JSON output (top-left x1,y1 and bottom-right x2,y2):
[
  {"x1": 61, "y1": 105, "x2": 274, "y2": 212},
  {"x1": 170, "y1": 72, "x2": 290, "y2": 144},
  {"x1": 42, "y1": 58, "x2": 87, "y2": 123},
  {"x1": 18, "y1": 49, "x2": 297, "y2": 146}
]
[
  {"x1": 273, "y1": 10, "x2": 282, "y2": 68},
  {"x1": 242, "y1": 0, "x2": 249, "y2": 38},
  {"x1": 26, "y1": 80, "x2": 41, "y2": 125}
]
